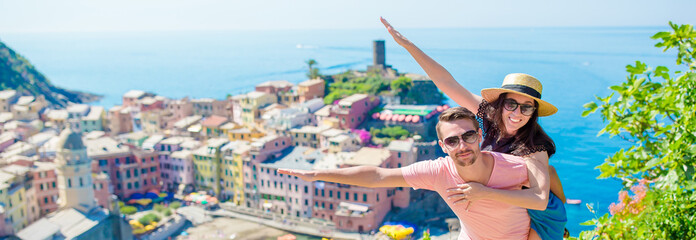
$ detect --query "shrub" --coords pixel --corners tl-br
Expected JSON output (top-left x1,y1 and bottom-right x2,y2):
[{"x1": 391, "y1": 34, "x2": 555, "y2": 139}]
[
  {"x1": 138, "y1": 213, "x2": 161, "y2": 225},
  {"x1": 170, "y1": 201, "x2": 181, "y2": 209},
  {"x1": 153, "y1": 204, "x2": 165, "y2": 213},
  {"x1": 579, "y1": 22, "x2": 696, "y2": 239},
  {"x1": 120, "y1": 206, "x2": 137, "y2": 215}
]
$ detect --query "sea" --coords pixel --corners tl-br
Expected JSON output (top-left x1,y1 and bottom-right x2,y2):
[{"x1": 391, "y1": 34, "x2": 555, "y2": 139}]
[{"x1": 0, "y1": 26, "x2": 677, "y2": 236}]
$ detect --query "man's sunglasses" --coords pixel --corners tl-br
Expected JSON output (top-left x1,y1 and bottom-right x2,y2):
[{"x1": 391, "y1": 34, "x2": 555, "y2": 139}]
[
  {"x1": 503, "y1": 99, "x2": 537, "y2": 116},
  {"x1": 442, "y1": 130, "x2": 478, "y2": 148}
]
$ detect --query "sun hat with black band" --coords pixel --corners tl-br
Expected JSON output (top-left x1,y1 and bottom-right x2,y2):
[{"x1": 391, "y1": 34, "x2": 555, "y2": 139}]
[{"x1": 480, "y1": 73, "x2": 558, "y2": 117}]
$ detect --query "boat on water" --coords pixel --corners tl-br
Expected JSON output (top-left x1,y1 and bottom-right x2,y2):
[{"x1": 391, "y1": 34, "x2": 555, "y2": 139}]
[{"x1": 566, "y1": 199, "x2": 582, "y2": 205}]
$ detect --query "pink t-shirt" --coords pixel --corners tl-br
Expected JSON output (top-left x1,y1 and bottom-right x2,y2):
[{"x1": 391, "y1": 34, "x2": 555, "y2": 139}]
[{"x1": 401, "y1": 151, "x2": 530, "y2": 240}]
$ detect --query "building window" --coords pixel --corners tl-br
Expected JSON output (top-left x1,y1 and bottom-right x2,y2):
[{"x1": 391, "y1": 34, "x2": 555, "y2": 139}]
[
  {"x1": 354, "y1": 193, "x2": 358, "y2": 201},
  {"x1": 79, "y1": 177, "x2": 84, "y2": 187},
  {"x1": 337, "y1": 191, "x2": 341, "y2": 200},
  {"x1": 363, "y1": 194, "x2": 367, "y2": 202},
  {"x1": 68, "y1": 179, "x2": 72, "y2": 188}
]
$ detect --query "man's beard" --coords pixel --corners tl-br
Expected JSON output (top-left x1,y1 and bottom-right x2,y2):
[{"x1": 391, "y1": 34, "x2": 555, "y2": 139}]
[{"x1": 452, "y1": 150, "x2": 477, "y2": 167}]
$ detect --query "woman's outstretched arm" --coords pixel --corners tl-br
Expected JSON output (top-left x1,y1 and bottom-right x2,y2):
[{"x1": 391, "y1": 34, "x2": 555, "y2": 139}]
[{"x1": 381, "y1": 17, "x2": 483, "y2": 113}]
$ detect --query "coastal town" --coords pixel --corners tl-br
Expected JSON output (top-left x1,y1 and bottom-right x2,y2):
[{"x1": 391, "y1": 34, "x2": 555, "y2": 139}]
[{"x1": 0, "y1": 41, "x2": 455, "y2": 239}]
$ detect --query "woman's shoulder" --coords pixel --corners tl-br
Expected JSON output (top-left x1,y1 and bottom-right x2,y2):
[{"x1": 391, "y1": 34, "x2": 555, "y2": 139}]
[{"x1": 529, "y1": 138, "x2": 556, "y2": 156}]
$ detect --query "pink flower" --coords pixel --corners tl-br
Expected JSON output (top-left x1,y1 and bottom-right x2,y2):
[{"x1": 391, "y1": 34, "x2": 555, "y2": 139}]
[
  {"x1": 609, "y1": 202, "x2": 625, "y2": 215},
  {"x1": 618, "y1": 191, "x2": 629, "y2": 202}
]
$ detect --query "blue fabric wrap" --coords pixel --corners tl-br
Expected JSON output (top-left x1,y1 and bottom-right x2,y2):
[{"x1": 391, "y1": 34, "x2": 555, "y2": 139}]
[{"x1": 528, "y1": 193, "x2": 567, "y2": 240}]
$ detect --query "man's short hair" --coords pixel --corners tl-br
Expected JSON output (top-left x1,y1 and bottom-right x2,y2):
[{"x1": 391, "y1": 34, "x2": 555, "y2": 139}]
[{"x1": 436, "y1": 107, "x2": 479, "y2": 140}]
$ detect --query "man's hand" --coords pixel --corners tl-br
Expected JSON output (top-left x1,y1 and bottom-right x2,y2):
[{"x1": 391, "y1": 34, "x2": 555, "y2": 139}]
[
  {"x1": 446, "y1": 182, "x2": 491, "y2": 205},
  {"x1": 381, "y1": 17, "x2": 413, "y2": 48},
  {"x1": 277, "y1": 169, "x2": 316, "y2": 182}
]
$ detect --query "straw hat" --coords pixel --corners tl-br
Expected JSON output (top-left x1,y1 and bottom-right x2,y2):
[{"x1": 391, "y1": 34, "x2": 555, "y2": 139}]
[{"x1": 480, "y1": 73, "x2": 557, "y2": 117}]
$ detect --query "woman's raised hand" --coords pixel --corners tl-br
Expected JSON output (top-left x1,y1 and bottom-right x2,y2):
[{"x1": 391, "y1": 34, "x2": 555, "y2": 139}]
[
  {"x1": 277, "y1": 168, "x2": 316, "y2": 182},
  {"x1": 381, "y1": 17, "x2": 413, "y2": 48}
]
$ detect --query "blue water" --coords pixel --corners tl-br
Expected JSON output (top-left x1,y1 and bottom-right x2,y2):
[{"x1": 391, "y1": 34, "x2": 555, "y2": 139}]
[{"x1": 0, "y1": 26, "x2": 676, "y2": 235}]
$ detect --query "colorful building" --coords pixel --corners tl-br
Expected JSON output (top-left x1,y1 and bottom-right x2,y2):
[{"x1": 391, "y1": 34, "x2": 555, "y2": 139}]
[
  {"x1": 0, "y1": 170, "x2": 29, "y2": 236},
  {"x1": 17, "y1": 130, "x2": 132, "y2": 240},
  {"x1": 192, "y1": 98, "x2": 231, "y2": 118},
  {"x1": 290, "y1": 125, "x2": 330, "y2": 148},
  {"x1": 333, "y1": 94, "x2": 380, "y2": 130},
  {"x1": 30, "y1": 162, "x2": 59, "y2": 217},
  {"x1": 297, "y1": 78, "x2": 325, "y2": 103},
  {"x1": 192, "y1": 138, "x2": 229, "y2": 197},
  {"x1": 242, "y1": 135, "x2": 291, "y2": 208},
  {"x1": 200, "y1": 115, "x2": 229, "y2": 139},
  {"x1": 122, "y1": 90, "x2": 149, "y2": 107},
  {"x1": 156, "y1": 137, "x2": 195, "y2": 192},
  {"x1": 81, "y1": 106, "x2": 105, "y2": 133},
  {"x1": 0, "y1": 90, "x2": 18, "y2": 113},
  {"x1": 239, "y1": 91, "x2": 277, "y2": 127},
  {"x1": 108, "y1": 106, "x2": 133, "y2": 135},
  {"x1": 169, "y1": 150, "x2": 194, "y2": 194},
  {"x1": 220, "y1": 141, "x2": 248, "y2": 202},
  {"x1": 86, "y1": 137, "x2": 160, "y2": 199},
  {"x1": 257, "y1": 146, "x2": 321, "y2": 218}
]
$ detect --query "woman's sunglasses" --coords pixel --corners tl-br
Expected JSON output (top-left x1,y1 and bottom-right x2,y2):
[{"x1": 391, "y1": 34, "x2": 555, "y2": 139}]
[
  {"x1": 503, "y1": 99, "x2": 536, "y2": 116},
  {"x1": 442, "y1": 130, "x2": 478, "y2": 148}
]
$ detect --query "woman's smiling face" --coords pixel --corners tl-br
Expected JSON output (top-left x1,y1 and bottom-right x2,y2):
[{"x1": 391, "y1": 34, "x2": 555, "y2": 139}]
[{"x1": 501, "y1": 93, "x2": 535, "y2": 136}]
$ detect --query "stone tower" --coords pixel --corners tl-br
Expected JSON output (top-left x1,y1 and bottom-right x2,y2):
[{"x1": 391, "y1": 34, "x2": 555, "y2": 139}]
[
  {"x1": 55, "y1": 129, "x2": 96, "y2": 213},
  {"x1": 373, "y1": 40, "x2": 386, "y2": 68}
]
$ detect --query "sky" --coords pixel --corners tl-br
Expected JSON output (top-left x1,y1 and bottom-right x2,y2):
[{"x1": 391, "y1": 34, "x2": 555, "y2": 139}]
[{"x1": 0, "y1": 0, "x2": 694, "y2": 33}]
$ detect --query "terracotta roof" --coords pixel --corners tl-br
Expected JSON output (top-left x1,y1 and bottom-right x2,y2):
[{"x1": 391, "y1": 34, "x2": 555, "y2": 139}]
[{"x1": 201, "y1": 115, "x2": 228, "y2": 127}]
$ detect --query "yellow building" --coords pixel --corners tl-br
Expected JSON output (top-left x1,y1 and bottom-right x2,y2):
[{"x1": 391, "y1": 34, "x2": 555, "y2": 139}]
[
  {"x1": 290, "y1": 125, "x2": 330, "y2": 148},
  {"x1": 192, "y1": 138, "x2": 228, "y2": 197},
  {"x1": 0, "y1": 170, "x2": 28, "y2": 235},
  {"x1": 239, "y1": 91, "x2": 276, "y2": 126},
  {"x1": 227, "y1": 126, "x2": 266, "y2": 142},
  {"x1": 231, "y1": 145, "x2": 250, "y2": 205},
  {"x1": 220, "y1": 141, "x2": 249, "y2": 204},
  {"x1": 200, "y1": 115, "x2": 229, "y2": 139}
]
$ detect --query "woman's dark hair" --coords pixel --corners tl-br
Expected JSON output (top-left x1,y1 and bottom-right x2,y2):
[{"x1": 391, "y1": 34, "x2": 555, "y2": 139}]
[{"x1": 487, "y1": 93, "x2": 556, "y2": 157}]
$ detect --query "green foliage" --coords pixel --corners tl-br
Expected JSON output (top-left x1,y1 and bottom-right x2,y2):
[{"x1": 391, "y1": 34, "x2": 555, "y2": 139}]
[
  {"x1": 306, "y1": 59, "x2": 321, "y2": 79},
  {"x1": 370, "y1": 126, "x2": 411, "y2": 140},
  {"x1": 575, "y1": 188, "x2": 696, "y2": 239},
  {"x1": 153, "y1": 203, "x2": 166, "y2": 213},
  {"x1": 324, "y1": 72, "x2": 390, "y2": 104},
  {"x1": 120, "y1": 206, "x2": 137, "y2": 215},
  {"x1": 582, "y1": 22, "x2": 696, "y2": 188},
  {"x1": 118, "y1": 201, "x2": 125, "y2": 208},
  {"x1": 164, "y1": 208, "x2": 172, "y2": 216},
  {"x1": 579, "y1": 22, "x2": 696, "y2": 239},
  {"x1": 0, "y1": 41, "x2": 100, "y2": 107},
  {"x1": 138, "y1": 213, "x2": 161, "y2": 225},
  {"x1": 170, "y1": 201, "x2": 181, "y2": 209},
  {"x1": 391, "y1": 76, "x2": 413, "y2": 97}
]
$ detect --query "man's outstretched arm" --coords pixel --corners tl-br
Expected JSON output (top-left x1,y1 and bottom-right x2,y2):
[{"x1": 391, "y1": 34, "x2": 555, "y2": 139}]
[{"x1": 278, "y1": 166, "x2": 411, "y2": 188}]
